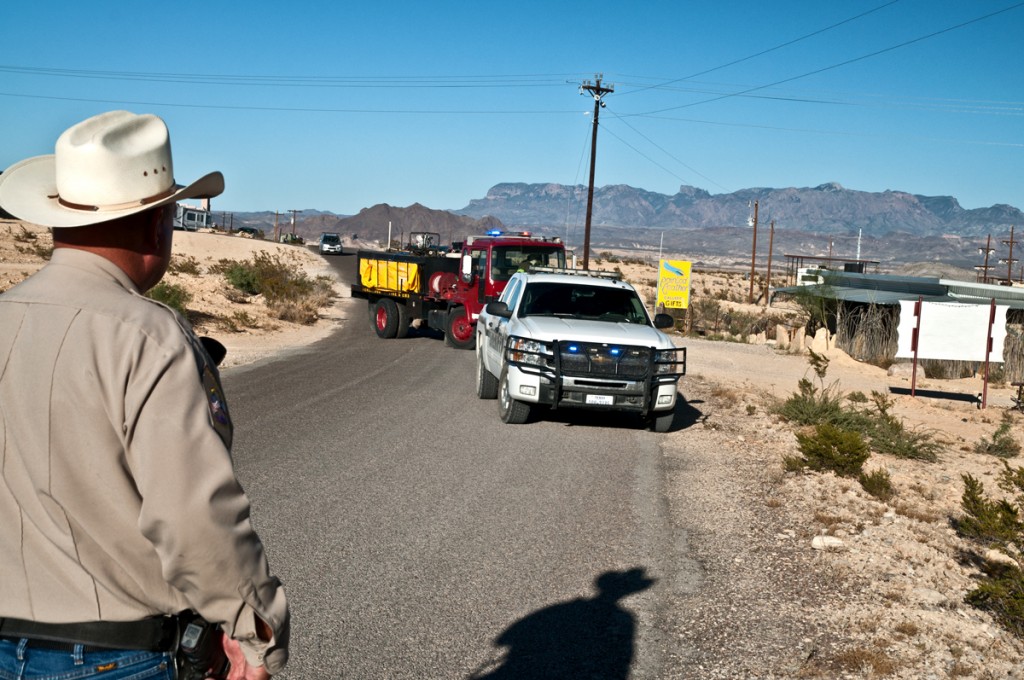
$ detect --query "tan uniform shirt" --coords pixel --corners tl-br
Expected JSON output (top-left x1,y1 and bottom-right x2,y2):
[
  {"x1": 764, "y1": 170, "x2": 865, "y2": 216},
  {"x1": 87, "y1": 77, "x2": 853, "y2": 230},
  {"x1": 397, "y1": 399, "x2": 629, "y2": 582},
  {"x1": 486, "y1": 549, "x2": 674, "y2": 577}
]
[{"x1": 0, "y1": 248, "x2": 288, "y2": 673}]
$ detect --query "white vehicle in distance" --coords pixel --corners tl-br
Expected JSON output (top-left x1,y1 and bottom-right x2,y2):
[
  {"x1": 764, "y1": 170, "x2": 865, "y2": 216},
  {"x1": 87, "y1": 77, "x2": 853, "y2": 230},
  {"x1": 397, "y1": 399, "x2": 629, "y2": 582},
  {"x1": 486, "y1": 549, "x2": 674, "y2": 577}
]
[
  {"x1": 318, "y1": 232, "x2": 343, "y2": 255},
  {"x1": 475, "y1": 268, "x2": 686, "y2": 432}
]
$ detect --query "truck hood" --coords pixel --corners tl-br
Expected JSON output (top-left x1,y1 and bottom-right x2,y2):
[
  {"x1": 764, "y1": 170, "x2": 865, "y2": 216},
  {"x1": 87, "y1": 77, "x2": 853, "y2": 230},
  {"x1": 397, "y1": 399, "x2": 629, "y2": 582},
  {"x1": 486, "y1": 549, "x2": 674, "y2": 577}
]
[{"x1": 514, "y1": 317, "x2": 674, "y2": 349}]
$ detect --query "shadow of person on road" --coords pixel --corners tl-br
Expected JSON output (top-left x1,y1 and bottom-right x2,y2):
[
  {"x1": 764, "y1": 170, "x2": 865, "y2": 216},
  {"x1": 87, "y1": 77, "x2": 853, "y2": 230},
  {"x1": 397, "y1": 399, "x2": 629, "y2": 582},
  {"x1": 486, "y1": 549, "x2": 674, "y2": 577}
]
[{"x1": 469, "y1": 567, "x2": 656, "y2": 680}]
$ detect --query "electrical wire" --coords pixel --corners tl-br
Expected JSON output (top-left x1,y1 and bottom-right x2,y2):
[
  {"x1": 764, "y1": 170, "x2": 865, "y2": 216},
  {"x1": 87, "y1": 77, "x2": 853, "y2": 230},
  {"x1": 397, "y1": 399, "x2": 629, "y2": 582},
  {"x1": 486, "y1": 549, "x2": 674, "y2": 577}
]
[
  {"x1": 630, "y1": 1, "x2": 1024, "y2": 117},
  {"x1": 614, "y1": 0, "x2": 903, "y2": 98}
]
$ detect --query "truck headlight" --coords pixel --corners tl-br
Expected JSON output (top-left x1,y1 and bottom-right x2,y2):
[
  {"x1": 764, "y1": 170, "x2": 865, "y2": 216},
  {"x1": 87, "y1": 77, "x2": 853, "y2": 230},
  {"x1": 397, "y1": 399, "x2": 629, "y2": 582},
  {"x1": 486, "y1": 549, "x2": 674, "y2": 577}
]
[
  {"x1": 654, "y1": 349, "x2": 680, "y2": 374},
  {"x1": 507, "y1": 337, "x2": 551, "y2": 366}
]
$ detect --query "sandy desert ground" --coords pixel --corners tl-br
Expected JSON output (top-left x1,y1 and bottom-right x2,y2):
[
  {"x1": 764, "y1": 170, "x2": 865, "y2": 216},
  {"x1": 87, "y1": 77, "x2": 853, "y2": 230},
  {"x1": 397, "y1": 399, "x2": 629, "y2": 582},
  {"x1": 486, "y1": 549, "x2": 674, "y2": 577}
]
[{"x1": 3, "y1": 218, "x2": 1024, "y2": 678}]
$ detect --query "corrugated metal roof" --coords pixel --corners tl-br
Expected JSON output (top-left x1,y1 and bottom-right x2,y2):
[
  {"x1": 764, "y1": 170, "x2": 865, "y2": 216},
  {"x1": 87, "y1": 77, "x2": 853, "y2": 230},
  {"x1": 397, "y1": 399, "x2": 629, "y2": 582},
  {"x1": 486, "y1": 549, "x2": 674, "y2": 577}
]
[{"x1": 772, "y1": 272, "x2": 1024, "y2": 309}]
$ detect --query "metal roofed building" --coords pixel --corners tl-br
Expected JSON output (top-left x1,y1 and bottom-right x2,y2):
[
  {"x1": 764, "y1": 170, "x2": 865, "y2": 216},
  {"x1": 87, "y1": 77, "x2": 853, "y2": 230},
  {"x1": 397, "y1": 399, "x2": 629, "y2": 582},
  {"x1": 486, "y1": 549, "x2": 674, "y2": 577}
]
[
  {"x1": 771, "y1": 270, "x2": 1024, "y2": 379},
  {"x1": 773, "y1": 270, "x2": 1024, "y2": 309}
]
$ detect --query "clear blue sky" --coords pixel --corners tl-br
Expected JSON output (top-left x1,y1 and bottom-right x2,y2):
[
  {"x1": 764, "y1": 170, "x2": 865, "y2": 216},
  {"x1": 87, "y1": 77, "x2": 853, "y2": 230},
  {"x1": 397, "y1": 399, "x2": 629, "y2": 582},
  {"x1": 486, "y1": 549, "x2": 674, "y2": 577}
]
[{"x1": 1, "y1": 1, "x2": 1021, "y2": 219}]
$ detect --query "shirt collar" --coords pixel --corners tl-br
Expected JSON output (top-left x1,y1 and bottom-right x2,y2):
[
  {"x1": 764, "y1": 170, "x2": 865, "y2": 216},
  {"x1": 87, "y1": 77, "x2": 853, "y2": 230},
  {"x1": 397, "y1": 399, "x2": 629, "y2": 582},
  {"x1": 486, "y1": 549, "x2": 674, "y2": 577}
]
[{"x1": 50, "y1": 247, "x2": 141, "y2": 294}]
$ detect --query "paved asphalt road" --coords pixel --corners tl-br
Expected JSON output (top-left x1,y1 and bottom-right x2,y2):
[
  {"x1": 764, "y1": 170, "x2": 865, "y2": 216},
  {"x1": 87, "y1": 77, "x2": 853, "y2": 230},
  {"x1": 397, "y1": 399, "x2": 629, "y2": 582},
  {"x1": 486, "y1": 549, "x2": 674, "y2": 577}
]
[{"x1": 221, "y1": 252, "x2": 698, "y2": 679}]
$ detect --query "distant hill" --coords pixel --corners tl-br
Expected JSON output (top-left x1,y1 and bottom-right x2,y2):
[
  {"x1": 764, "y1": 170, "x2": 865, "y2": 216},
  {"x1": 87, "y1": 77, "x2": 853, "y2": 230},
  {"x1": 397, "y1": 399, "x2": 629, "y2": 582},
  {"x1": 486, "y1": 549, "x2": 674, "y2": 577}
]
[
  {"x1": 224, "y1": 181, "x2": 1022, "y2": 270},
  {"x1": 228, "y1": 203, "x2": 503, "y2": 246},
  {"x1": 455, "y1": 182, "x2": 1023, "y2": 239}
]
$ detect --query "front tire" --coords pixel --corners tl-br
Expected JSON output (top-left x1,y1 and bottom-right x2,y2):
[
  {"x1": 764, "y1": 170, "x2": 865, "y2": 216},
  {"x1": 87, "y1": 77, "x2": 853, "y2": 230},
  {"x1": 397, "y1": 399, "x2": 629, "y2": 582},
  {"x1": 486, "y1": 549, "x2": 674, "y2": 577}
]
[
  {"x1": 476, "y1": 352, "x2": 498, "y2": 399},
  {"x1": 650, "y1": 409, "x2": 673, "y2": 433},
  {"x1": 445, "y1": 307, "x2": 476, "y2": 350},
  {"x1": 498, "y1": 367, "x2": 531, "y2": 424}
]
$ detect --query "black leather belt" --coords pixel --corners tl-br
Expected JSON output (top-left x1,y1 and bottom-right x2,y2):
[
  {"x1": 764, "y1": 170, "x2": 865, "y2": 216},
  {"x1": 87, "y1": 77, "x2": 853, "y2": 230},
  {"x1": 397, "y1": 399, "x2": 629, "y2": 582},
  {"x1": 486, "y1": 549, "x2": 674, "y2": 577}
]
[{"x1": 0, "y1": 616, "x2": 179, "y2": 652}]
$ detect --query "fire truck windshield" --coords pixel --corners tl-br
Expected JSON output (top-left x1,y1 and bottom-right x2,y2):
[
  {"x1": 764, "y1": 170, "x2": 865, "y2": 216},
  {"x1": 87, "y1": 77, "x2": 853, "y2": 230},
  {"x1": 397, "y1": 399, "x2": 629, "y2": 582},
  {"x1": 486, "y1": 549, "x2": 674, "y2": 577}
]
[{"x1": 491, "y1": 246, "x2": 566, "y2": 281}]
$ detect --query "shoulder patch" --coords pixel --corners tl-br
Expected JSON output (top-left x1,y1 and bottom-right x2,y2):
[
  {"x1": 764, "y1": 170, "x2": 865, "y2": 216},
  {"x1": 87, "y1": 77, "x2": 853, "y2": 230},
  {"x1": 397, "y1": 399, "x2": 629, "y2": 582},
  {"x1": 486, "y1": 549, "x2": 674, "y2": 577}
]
[{"x1": 203, "y1": 365, "x2": 233, "y2": 448}]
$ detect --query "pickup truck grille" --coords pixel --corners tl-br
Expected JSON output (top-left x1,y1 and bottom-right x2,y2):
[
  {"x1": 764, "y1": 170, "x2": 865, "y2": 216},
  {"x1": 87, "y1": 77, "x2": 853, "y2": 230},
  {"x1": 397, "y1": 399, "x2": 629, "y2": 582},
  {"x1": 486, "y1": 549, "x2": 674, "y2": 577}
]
[{"x1": 557, "y1": 342, "x2": 651, "y2": 379}]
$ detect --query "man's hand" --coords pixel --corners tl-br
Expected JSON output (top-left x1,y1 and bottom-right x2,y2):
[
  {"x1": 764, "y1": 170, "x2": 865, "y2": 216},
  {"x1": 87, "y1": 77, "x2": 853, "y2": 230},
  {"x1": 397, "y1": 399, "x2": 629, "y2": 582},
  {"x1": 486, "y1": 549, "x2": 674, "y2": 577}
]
[{"x1": 220, "y1": 635, "x2": 271, "y2": 680}]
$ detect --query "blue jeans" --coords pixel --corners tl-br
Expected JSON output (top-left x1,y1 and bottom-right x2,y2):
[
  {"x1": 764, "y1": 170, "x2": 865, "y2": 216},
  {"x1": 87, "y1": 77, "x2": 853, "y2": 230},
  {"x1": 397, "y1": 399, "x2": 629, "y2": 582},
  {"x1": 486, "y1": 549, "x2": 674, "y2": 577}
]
[{"x1": 0, "y1": 638, "x2": 175, "y2": 680}]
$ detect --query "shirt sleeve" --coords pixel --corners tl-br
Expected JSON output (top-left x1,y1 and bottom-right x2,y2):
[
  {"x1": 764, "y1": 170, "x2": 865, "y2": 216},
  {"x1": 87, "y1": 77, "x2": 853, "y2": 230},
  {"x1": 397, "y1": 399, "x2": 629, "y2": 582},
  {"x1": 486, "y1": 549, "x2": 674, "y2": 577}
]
[{"x1": 124, "y1": 337, "x2": 290, "y2": 673}]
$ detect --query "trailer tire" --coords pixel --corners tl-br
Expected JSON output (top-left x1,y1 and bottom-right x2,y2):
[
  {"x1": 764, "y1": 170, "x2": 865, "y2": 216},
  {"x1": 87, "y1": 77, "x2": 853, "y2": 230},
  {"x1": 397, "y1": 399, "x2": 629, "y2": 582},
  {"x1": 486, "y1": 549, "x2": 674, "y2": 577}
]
[
  {"x1": 373, "y1": 299, "x2": 400, "y2": 339},
  {"x1": 445, "y1": 307, "x2": 476, "y2": 350},
  {"x1": 395, "y1": 303, "x2": 411, "y2": 339},
  {"x1": 498, "y1": 367, "x2": 531, "y2": 424},
  {"x1": 476, "y1": 351, "x2": 498, "y2": 399}
]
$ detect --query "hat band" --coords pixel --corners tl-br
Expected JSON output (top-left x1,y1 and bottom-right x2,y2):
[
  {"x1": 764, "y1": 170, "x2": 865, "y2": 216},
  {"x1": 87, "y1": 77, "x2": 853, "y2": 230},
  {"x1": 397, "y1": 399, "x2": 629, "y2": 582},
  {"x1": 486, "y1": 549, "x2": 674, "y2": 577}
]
[{"x1": 54, "y1": 186, "x2": 178, "y2": 213}]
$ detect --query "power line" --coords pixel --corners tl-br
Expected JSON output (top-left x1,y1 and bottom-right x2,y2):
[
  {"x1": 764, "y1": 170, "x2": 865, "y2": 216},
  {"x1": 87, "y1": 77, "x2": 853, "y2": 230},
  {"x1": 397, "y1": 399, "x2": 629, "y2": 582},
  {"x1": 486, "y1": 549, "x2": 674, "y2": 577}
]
[
  {"x1": 0, "y1": 91, "x2": 581, "y2": 115},
  {"x1": 0, "y1": 65, "x2": 585, "y2": 89},
  {"x1": 631, "y1": 1, "x2": 1024, "y2": 117},
  {"x1": 605, "y1": 112, "x2": 728, "y2": 191},
  {"x1": 615, "y1": 0, "x2": 903, "y2": 98}
]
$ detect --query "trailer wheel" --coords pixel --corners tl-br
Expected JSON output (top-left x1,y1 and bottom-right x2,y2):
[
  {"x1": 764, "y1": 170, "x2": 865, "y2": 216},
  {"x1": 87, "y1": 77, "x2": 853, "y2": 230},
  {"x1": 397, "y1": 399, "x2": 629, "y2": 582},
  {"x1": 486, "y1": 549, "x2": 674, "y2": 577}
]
[
  {"x1": 499, "y1": 367, "x2": 531, "y2": 424},
  {"x1": 373, "y1": 299, "x2": 400, "y2": 339},
  {"x1": 395, "y1": 303, "x2": 411, "y2": 339},
  {"x1": 476, "y1": 351, "x2": 498, "y2": 399},
  {"x1": 445, "y1": 308, "x2": 476, "y2": 350}
]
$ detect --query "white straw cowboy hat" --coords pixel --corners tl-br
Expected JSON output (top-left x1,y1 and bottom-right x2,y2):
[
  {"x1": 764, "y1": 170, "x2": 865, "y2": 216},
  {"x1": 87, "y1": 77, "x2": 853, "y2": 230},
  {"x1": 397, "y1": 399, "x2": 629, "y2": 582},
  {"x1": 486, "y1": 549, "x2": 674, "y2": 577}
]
[{"x1": 0, "y1": 110, "x2": 223, "y2": 228}]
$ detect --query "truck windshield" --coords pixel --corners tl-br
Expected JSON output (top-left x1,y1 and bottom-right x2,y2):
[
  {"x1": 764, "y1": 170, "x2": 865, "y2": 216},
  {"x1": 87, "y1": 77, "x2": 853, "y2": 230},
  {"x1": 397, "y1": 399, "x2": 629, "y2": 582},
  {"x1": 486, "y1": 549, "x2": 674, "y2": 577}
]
[
  {"x1": 519, "y1": 283, "x2": 648, "y2": 324},
  {"x1": 491, "y1": 246, "x2": 566, "y2": 281}
]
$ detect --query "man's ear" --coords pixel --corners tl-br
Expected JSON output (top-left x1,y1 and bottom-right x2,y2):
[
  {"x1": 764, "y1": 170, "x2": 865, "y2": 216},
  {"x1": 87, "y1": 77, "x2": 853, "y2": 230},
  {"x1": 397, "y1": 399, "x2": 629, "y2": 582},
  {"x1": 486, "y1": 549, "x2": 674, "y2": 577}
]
[{"x1": 144, "y1": 207, "x2": 166, "y2": 252}]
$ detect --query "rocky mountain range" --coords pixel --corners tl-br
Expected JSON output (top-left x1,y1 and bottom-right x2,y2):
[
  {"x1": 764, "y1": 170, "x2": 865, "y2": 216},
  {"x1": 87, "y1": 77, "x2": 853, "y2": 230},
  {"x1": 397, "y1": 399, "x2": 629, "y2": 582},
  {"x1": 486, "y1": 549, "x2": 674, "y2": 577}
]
[
  {"x1": 457, "y1": 182, "x2": 1022, "y2": 239},
  {"x1": 228, "y1": 182, "x2": 1023, "y2": 272}
]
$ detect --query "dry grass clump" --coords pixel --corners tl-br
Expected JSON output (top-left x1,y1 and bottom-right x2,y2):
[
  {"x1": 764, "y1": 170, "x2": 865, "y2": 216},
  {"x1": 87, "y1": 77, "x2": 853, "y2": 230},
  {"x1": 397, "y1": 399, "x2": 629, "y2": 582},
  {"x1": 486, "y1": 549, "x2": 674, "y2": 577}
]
[{"x1": 213, "y1": 251, "x2": 335, "y2": 325}]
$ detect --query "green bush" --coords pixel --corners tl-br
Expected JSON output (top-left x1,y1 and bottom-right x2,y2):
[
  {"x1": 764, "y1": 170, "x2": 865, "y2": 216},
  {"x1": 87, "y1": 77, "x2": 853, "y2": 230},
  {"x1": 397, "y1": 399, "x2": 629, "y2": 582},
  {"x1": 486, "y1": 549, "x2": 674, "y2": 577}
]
[
  {"x1": 975, "y1": 412, "x2": 1022, "y2": 459},
  {"x1": 859, "y1": 468, "x2": 895, "y2": 501},
  {"x1": 215, "y1": 253, "x2": 334, "y2": 325},
  {"x1": 861, "y1": 392, "x2": 941, "y2": 462},
  {"x1": 168, "y1": 254, "x2": 202, "y2": 276},
  {"x1": 146, "y1": 282, "x2": 192, "y2": 316},
  {"x1": 958, "y1": 468, "x2": 1024, "y2": 637},
  {"x1": 793, "y1": 424, "x2": 870, "y2": 478},
  {"x1": 775, "y1": 351, "x2": 871, "y2": 431}
]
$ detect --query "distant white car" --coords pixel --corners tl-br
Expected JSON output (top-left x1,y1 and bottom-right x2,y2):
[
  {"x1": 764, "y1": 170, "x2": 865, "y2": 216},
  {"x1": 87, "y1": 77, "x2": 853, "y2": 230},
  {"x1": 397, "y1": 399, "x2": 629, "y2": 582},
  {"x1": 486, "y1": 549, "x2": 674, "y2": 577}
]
[
  {"x1": 475, "y1": 269, "x2": 686, "y2": 431},
  {"x1": 319, "y1": 232, "x2": 343, "y2": 255}
]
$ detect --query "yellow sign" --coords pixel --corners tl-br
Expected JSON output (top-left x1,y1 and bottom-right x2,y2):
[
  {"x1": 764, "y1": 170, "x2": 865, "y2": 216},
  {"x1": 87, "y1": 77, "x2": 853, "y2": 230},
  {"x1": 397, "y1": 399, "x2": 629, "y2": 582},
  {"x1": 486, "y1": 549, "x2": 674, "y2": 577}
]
[{"x1": 656, "y1": 260, "x2": 691, "y2": 309}]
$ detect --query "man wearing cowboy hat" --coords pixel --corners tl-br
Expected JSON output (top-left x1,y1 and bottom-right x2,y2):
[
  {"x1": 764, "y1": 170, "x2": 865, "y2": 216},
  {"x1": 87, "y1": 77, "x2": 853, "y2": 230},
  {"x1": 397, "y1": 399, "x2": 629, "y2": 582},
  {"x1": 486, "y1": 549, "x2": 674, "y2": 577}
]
[{"x1": 0, "y1": 111, "x2": 289, "y2": 679}]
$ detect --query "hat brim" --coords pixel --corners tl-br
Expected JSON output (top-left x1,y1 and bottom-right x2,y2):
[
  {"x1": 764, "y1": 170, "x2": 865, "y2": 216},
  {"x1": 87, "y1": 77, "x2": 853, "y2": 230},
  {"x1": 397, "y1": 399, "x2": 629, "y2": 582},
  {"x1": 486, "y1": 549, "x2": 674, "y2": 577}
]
[{"x1": 0, "y1": 154, "x2": 224, "y2": 228}]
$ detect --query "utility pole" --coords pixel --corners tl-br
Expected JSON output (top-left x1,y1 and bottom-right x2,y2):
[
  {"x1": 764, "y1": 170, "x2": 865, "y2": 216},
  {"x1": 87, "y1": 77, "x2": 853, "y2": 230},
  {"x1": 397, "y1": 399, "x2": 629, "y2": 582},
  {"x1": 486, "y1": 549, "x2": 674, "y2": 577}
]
[
  {"x1": 1001, "y1": 225, "x2": 1018, "y2": 285},
  {"x1": 765, "y1": 219, "x2": 775, "y2": 305},
  {"x1": 288, "y1": 210, "x2": 302, "y2": 241},
  {"x1": 976, "y1": 234, "x2": 995, "y2": 283},
  {"x1": 747, "y1": 200, "x2": 759, "y2": 304},
  {"x1": 580, "y1": 74, "x2": 614, "y2": 271},
  {"x1": 273, "y1": 211, "x2": 280, "y2": 242}
]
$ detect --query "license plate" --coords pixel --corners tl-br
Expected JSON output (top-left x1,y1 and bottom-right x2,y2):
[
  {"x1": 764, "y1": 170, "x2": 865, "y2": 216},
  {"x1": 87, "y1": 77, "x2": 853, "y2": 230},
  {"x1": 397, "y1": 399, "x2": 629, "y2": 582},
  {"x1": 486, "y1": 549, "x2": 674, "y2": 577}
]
[{"x1": 586, "y1": 394, "x2": 614, "y2": 405}]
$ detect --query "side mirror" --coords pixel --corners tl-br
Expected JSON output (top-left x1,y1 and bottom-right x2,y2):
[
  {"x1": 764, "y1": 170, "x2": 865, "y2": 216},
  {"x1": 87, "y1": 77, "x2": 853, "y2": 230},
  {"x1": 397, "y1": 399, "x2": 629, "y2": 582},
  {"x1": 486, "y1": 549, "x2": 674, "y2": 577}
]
[
  {"x1": 460, "y1": 255, "x2": 473, "y2": 283},
  {"x1": 485, "y1": 301, "x2": 513, "y2": 319},
  {"x1": 653, "y1": 313, "x2": 675, "y2": 329}
]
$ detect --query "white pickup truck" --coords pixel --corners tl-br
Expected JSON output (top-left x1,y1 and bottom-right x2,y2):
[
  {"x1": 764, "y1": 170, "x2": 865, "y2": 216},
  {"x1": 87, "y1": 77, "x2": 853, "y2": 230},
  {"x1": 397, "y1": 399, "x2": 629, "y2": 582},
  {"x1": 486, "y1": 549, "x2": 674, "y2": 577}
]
[{"x1": 475, "y1": 269, "x2": 686, "y2": 431}]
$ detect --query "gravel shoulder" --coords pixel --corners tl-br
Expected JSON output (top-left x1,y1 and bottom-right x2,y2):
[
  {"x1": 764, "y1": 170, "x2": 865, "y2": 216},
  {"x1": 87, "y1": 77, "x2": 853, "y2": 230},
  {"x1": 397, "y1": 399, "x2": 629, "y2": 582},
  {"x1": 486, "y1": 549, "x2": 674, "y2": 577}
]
[{"x1": 661, "y1": 338, "x2": 1024, "y2": 679}]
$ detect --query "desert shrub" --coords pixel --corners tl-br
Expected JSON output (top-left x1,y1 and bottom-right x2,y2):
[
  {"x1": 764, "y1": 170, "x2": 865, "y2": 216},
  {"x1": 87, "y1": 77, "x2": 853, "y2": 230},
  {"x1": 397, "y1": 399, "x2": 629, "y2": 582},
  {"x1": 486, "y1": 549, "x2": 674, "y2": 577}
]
[
  {"x1": 168, "y1": 254, "x2": 202, "y2": 276},
  {"x1": 775, "y1": 351, "x2": 868, "y2": 430},
  {"x1": 791, "y1": 424, "x2": 870, "y2": 478},
  {"x1": 146, "y1": 282, "x2": 192, "y2": 316},
  {"x1": 776, "y1": 353, "x2": 941, "y2": 464},
  {"x1": 214, "y1": 253, "x2": 335, "y2": 325},
  {"x1": 859, "y1": 467, "x2": 896, "y2": 501},
  {"x1": 689, "y1": 297, "x2": 722, "y2": 334},
  {"x1": 958, "y1": 468, "x2": 1024, "y2": 637},
  {"x1": 975, "y1": 412, "x2": 1022, "y2": 459},
  {"x1": 836, "y1": 302, "x2": 897, "y2": 366},
  {"x1": 216, "y1": 258, "x2": 262, "y2": 295},
  {"x1": 861, "y1": 392, "x2": 941, "y2": 462}
]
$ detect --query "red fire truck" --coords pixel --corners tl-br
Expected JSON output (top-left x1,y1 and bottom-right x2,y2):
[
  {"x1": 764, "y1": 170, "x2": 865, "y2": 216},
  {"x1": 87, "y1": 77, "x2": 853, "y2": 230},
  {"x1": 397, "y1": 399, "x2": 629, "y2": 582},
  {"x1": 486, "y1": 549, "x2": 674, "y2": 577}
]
[{"x1": 351, "y1": 231, "x2": 567, "y2": 349}]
